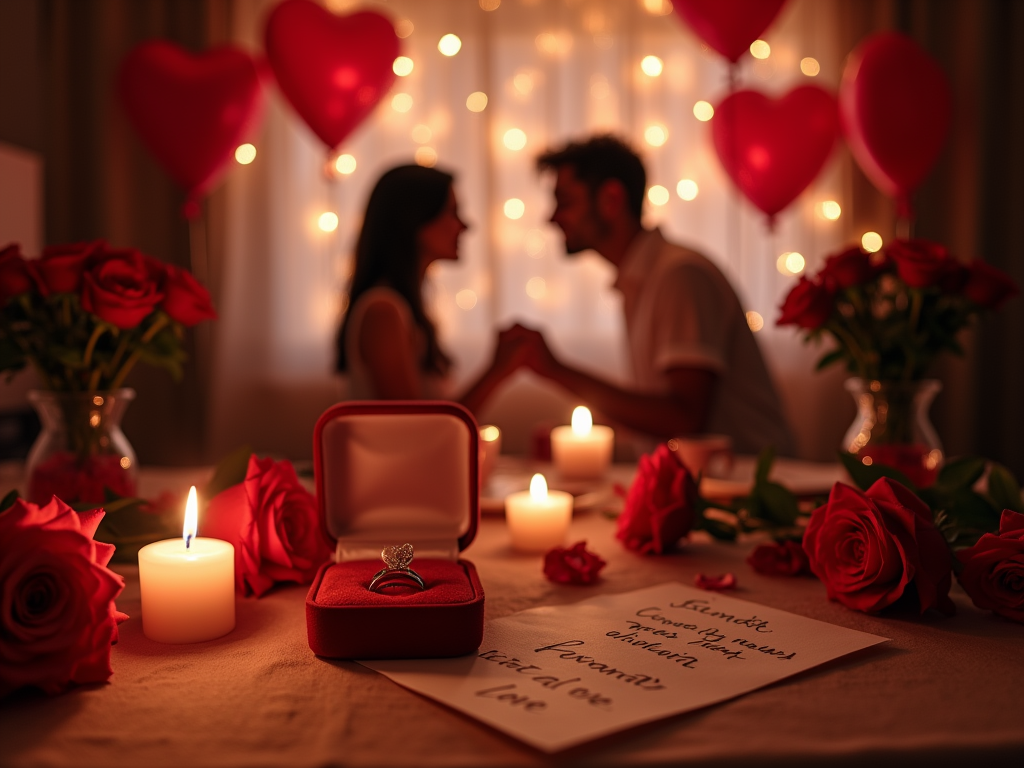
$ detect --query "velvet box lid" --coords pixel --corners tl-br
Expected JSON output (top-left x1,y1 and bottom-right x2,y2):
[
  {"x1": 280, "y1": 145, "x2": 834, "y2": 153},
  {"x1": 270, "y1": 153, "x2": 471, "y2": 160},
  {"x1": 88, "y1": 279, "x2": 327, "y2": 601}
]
[{"x1": 306, "y1": 401, "x2": 484, "y2": 659}]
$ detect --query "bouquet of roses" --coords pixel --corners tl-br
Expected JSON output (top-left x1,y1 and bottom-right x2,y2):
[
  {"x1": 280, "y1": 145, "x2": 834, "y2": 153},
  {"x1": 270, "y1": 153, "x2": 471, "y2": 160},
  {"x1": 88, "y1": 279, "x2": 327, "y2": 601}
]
[
  {"x1": 0, "y1": 240, "x2": 216, "y2": 392},
  {"x1": 777, "y1": 239, "x2": 1017, "y2": 382}
]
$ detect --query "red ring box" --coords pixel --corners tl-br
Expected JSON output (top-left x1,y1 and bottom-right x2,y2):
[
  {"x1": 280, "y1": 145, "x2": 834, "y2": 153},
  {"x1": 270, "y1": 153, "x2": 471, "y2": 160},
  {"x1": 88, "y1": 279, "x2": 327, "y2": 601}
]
[{"x1": 306, "y1": 401, "x2": 484, "y2": 659}]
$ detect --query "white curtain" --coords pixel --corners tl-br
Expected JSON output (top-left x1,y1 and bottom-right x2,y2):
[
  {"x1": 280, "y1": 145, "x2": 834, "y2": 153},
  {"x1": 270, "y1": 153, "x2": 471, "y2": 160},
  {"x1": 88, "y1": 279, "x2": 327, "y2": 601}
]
[{"x1": 210, "y1": 0, "x2": 860, "y2": 461}]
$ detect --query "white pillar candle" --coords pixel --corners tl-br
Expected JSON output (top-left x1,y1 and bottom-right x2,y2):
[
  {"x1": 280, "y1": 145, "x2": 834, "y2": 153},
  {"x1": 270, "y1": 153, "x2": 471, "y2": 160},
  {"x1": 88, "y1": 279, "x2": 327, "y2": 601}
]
[
  {"x1": 551, "y1": 406, "x2": 614, "y2": 480},
  {"x1": 505, "y1": 473, "x2": 573, "y2": 553},
  {"x1": 138, "y1": 486, "x2": 235, "y2": 644}
]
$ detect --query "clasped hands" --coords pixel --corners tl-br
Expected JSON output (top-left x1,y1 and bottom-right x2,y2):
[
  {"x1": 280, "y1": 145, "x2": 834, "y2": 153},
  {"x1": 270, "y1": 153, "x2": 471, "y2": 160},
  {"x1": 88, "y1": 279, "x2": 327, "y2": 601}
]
[{"x1": 491, "y1": 323, "x2": 559, "y2": 380}]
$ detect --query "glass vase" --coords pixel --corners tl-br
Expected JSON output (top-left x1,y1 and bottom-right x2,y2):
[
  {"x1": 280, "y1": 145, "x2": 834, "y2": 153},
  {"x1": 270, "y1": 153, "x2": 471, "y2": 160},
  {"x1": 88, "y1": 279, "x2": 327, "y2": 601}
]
[
  {"x1": 842, "y1": 378, "x2": 943, "y2": 488},
  {"x1": 25, "y1": 389, "x2": 139, "y2": 505}
]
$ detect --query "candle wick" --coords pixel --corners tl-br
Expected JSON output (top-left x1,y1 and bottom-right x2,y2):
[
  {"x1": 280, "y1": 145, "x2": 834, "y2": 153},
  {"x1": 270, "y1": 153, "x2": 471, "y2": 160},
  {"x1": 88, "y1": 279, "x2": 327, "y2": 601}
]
[{"x1": 186, "y1": 533, "x2": 193, "y2": 550}]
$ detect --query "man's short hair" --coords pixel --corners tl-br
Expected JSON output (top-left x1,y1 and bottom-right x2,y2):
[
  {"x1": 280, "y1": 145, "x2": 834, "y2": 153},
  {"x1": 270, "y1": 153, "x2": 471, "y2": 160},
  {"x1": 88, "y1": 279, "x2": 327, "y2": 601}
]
[{"x1": 536, "y1": 135, "x2": 647, "y2": 220}]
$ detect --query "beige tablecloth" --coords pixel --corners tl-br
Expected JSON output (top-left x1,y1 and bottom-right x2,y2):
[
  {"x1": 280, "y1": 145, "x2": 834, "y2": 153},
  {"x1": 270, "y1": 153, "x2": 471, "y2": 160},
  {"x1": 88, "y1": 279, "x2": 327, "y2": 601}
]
[{"x1": 2, "y1": 503, "x2": 1023, "y2": 767}]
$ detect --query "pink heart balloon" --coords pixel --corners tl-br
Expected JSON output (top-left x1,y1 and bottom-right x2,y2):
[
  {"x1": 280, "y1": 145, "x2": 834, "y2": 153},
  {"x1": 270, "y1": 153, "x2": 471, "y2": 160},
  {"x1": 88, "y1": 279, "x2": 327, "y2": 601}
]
[
  {"x1": 672, "y1": 0, "x2": 789, "y2": 63},
  {"x1": 118, "y1": 41, "x2": 263, "y2": 215},
  {"x1": 264, "y1": 0, "x2": 398, "y2": 151},
  {"x1": 712, "y1": 85, "x2": 840, "y2": 224},
  {"x1": 840, "y1": 32, "x2": 951, "y2": 218}
]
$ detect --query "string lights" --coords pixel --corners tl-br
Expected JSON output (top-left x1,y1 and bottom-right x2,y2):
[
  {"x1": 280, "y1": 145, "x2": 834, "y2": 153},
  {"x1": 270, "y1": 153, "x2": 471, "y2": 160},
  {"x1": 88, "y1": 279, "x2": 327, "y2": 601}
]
[{"x1": 234, "y1": 143, "x2": 256, "y2": 165}]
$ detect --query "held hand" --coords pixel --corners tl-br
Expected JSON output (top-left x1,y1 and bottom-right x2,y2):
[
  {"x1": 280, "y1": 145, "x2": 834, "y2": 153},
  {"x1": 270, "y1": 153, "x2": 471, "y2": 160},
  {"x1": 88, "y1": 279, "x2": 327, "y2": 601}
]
[{"x1": 500, "y1": 323, "x2": 558, "y2": 378}]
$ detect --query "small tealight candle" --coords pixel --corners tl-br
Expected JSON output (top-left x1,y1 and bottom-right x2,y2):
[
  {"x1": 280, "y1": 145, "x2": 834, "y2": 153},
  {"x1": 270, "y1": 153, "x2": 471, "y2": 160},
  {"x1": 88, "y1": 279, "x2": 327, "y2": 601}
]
[
  {"x1": 505, "y1": 473, "x2": 573, "y2": 552},
  {"x1": 138, "y1": 487, "x2": 235, "y2": 644},
  {"x1": 479, "y1": 424, "x2": 502, "y2": 489},
  {"x1": 551, "y1": 406, "x2": 614, "y2": 480}
]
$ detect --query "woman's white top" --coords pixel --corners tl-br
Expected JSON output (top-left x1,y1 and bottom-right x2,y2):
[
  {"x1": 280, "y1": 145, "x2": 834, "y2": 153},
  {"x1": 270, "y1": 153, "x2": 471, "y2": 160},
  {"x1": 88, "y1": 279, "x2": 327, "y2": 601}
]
[{"x1": 343, "y1": 286, "x2": 449, "y2": 400}]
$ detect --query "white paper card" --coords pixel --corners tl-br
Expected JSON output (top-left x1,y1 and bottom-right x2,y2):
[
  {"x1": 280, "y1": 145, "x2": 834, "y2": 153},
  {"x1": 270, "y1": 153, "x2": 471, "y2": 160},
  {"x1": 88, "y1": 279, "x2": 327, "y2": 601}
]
[{"x1": 360, "y1": 583, "x2": 887, "y2": 752}]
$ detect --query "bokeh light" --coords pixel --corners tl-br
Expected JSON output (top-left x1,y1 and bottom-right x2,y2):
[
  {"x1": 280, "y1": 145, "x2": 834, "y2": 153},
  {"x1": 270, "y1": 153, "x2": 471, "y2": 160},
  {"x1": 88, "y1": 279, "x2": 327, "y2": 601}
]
[
  {"x1": 526, "y1": 277, "x2": 547, "y2": 299},
  {"x1": 479, "y1": 0, "x2": 501, "y2": 10},
  {"x1": 693, "y1": 100, "x2": 714, "y2": 121},
  {"x1": 504, "y1": 198, "x2": 525, "y2": 219},
  {"x1": 746, "y1": 311, "x2": 764, "y2": 332},
  {"x1": 776, "y1": 252, "x2": 806, "y2": 275},
  {"x1": 503, "y1": 128, "x2": 527, "y2": 150},
  {"x1": 466, "y1": 91, "x2": 488, "y2": 112},
  {"x1": 800, "y1": 57, "x2": 821, "y2": 76},
  {"x1": 393, "y1": 56, "x2": 414, "y2": 77},
  {"x1": 862, "y1": 231, "x2": 883, "y2": 252},
  {"x1": 676, "y1": 179, "x2": 698, "y2": 201},
  {"x1": 391, "y1": 93, "x2": 413, "y2": 112},
  {"x1": 644, "y1": 124, "x2": 668, "y2": 147},
  {"x1": 335, "y1": 154, "x2": 356, "y2": 175},
  {"x1": 318, "y1": 212, "x2": 339, "y2": 232},
  {"x1": 395, "y1": 19, "x2": 414, "y2": 38},
  {"x1": 456, "y1": 289, "x2": 478, "y2": 310},
  {"x1": 819, "y1": 200, "x2": 842, "y2": 220},
  {"x1": 415, "y1": 146, "x2": 438, "y2": 167},
  {"x1": 642, "y1": 0, "x2": 673, "y2": 15},
  {"x1": 438, "y1": 34, "x2": 462, "y2": 57},
  {"x1": 412, "y1": 124, "x2": 432, "y2": 144},
  {"x1": 750, "y1": 40, "x2": 771, "y2": 59},
  {"x1": 641, "y1": 55, "x2": 664, "y2": 77},
  {"x1": 234, "y1": 143, "x2": 256, "y2": 165},
  {"x1": 647, "y1": 185, "x2": 669, "y2": 206}
]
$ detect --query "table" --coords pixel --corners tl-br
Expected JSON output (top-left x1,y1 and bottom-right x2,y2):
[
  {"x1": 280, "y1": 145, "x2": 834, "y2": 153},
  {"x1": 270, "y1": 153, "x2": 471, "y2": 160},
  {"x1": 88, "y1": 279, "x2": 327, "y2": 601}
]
[{"x1": 2, "y1": 470, "x2": 1023, "y2": 768}]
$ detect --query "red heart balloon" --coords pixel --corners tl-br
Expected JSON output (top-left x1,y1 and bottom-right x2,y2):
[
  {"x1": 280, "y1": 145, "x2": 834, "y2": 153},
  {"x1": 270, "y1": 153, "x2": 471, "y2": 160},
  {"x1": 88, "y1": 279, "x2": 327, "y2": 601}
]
[
  {"x1": 840, "y1": 32, "x2": 951, "y2": 218},
  {"x1": 712, "y1": 85, "x2": 839, "y2": 223},
  {"x1": 118, "y1": 42, "x2": 263, "y2": 213},
  {"x1": 672, "y1": 0, "x2": 788, "y2": 63},
  {"x1": 264, "y1": 0, "x2": 398, "y2": 151}
]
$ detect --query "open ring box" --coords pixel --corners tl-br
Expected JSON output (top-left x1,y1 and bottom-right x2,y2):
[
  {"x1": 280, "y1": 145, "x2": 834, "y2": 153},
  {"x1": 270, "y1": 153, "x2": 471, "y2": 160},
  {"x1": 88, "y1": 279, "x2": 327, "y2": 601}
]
[{"x1": 306, "y1": 401, "x2": 484, "y2": 659}]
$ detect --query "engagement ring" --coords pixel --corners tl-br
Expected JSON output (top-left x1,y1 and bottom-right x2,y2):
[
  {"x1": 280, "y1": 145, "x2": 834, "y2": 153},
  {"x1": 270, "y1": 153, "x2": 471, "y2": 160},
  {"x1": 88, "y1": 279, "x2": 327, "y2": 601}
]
[{"x1": 368, "y1": 543, "x2": 425, "y2": 592}]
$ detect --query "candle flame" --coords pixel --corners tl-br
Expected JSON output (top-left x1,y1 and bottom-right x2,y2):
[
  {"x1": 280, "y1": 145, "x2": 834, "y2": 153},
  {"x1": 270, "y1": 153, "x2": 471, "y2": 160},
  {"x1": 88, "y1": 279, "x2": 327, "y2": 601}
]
[
  {"x1": 571, "y1": 406, "x2": 593, "y2": 436},
  {"x1": 183, "y1": 486, "x2": 198, "y2": 549},
  {"x1": 529, "y1": 473, "x2": 548, "y2": 501}
]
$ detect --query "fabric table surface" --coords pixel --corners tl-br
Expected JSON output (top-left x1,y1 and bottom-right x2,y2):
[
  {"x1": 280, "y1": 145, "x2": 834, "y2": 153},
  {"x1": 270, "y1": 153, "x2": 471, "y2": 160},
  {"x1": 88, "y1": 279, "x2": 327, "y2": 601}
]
[{"x1": 2, "y1": 469, "x2": 1023, "y2": 768}]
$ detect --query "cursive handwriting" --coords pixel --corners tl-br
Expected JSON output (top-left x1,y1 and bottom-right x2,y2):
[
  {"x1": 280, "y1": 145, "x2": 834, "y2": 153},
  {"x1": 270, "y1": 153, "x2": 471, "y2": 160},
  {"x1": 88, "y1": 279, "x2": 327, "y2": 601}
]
[
  {"x1": 667, "y1": 600, "x2": 773, "y2": 633},
  {"x1": 535, "y1": 639, "x2": 677, "y2": 684}
]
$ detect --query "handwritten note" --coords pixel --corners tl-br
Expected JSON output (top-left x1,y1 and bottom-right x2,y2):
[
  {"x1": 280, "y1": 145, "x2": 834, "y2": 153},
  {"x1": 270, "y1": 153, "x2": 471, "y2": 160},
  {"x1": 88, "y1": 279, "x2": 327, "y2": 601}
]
[{"x1": 360, "y1": 583, "x2": 887, "y2": 752}]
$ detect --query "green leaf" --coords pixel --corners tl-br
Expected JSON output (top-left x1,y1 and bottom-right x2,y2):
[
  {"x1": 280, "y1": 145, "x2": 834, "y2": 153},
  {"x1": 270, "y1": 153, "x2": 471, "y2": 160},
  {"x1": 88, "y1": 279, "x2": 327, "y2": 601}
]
[
  {"x1": 941, "y1": 490, "x2": 1001, "y2": 534},
  {"x1": 838, "y1": 451, "x2": 917, "y2": 492},
  {"x1": 203, "y1": 444, "x2": 254, "y2": 501},
  {"x1": 699, "y1": 515, "x2": 738, "y2": 541},
  {"x1": 986, "y1": 463, "x2": 1024, "y2": 513},
  {"x1": 755, "y1": 481, "x2": 799, "y2": 525},
  {"x1": 815, "y1": 348, "x2": 846, "y2": 371},
  {"x1": 0, "y1": 489, "x2": 19, "y2": 511},
  {"x1": 754, "y1": 446, "x2": 775, "y2": 485},
  {"x1": 937, "y1": 456, "x2": 987, "y2": 492}
]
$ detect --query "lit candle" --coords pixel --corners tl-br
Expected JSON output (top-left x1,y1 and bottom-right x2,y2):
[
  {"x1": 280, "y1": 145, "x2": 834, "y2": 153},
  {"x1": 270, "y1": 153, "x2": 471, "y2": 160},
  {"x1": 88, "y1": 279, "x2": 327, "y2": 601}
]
[
  {"x1": 505, "y1": 473, "x2": 573, "y2": 553},
  {"x1": 479, "y1": 424, "x2": 502, "y2": 489},
  {"x1": 138, "y1": 486, "x2": 235, "y2": 644},
  {"x1": 550, "y1": 406, "x2": 614, "y2": 480}
]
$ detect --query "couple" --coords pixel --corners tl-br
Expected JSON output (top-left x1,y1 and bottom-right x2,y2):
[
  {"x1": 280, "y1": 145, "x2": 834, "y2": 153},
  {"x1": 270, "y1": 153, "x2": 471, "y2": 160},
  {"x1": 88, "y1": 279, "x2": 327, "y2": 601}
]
[{"x1": 337, "y1": 135, "x2": 793, "y2": 456}]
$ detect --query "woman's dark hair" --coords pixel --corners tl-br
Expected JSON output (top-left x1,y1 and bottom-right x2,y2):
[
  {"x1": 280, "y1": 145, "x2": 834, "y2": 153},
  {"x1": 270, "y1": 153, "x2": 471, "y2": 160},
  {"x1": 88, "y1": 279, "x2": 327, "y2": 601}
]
[{"x1": 336, "y1": 164, "x2": 454, "y2": 375}]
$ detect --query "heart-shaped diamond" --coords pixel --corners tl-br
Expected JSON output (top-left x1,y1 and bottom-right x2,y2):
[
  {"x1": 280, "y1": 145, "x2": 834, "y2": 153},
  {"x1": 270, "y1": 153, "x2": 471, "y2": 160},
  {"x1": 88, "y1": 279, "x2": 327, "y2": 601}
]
[{"x1": 382, "y1": 543, "x2": 414, "y2": 570}]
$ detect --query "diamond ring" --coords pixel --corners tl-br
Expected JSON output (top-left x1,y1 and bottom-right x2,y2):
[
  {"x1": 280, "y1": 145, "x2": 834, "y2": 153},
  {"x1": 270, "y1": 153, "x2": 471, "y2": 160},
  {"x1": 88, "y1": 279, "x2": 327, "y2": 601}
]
[{"x1": 368, "y1": 543, "x2": 425, "y2": 593}]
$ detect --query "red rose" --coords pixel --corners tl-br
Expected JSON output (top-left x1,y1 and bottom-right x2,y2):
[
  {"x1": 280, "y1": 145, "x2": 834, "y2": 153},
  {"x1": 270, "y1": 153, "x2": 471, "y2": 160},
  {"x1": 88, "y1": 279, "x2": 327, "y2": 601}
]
[
  {"x1": 80, "y1": 249, "x2": 164, "y2": 329},
  {"x1": 886, "y1": 239, "x2": 961, "y2": 289},
  {"x1": 543, "y1": 540, "x2": 606, "y2": 585},
  {"x1": 747, "y1": 540, "x2": 813, "y2": 577},
  {"x1": 956, "y1": 510, "x2": 1024, "y2": 624},
  {"x1": 777, "y1": 276, "x2": 833, "y2": 330},
  {"x1": 694, "y1": 573, "x2": 737, "y2": 591},
  {"x1": 802, "y1": 479, "x2": 954, "y2": 615},
  {"x1": 161, "y1": 264, "x2": 217, "y2": 326},
  {"x1": 963, "y1": 260, "x2": 1019, "y2": 309},
  {"x1": 35, "y1": 241, "x2": 104, "y2": 295},
  {"x1": 0, "y1": 243, "x2": 40, "y2": 303},
  {"x1": 0, "y1": 498, "x2": 128, "y2": 698},
  {"x1": 819, "y1": 246, "x2": 875, "y2": 289},
  {"x1": 617, "y1": 444, "x2": 697, "y2": 555},
  {"x1": 202, "y1": 455, "x2": 332, "y2": 597}
]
